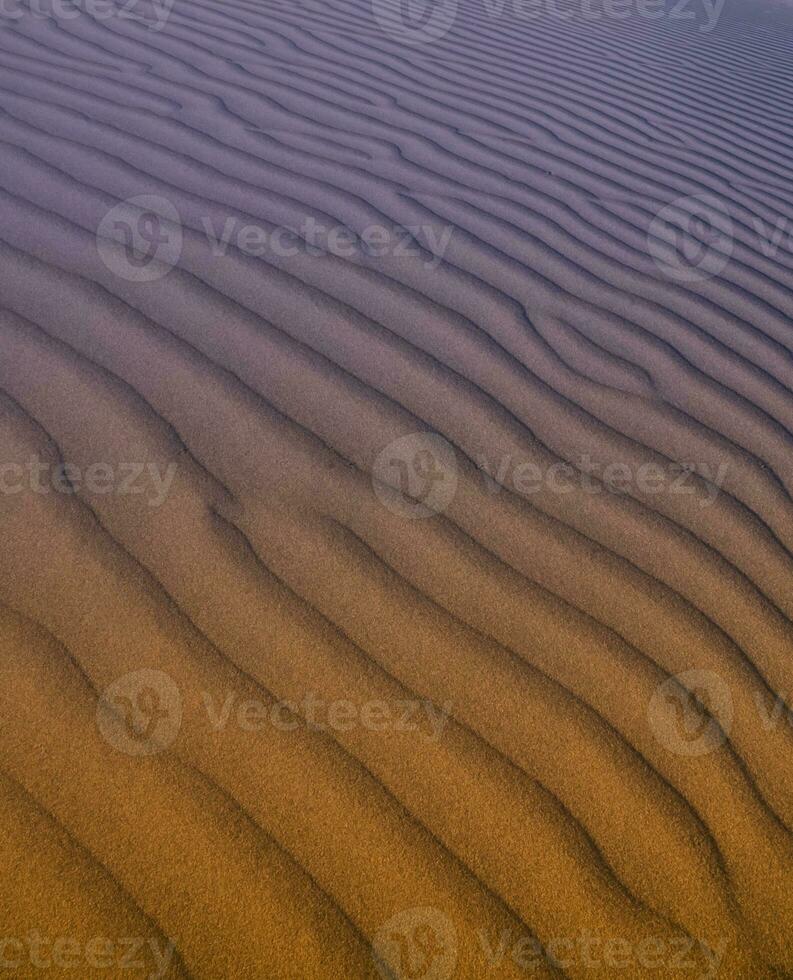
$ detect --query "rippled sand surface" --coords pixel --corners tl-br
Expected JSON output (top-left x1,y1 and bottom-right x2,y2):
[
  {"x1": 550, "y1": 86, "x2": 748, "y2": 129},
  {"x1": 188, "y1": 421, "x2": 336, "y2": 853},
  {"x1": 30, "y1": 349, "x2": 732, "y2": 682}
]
[{"x1": 2, "y1": 0, "x2": 793, "y2": 975}]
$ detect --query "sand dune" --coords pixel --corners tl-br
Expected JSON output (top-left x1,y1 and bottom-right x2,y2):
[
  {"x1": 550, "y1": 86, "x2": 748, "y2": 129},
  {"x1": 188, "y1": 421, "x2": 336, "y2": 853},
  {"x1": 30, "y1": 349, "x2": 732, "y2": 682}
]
[{"x1": 1, "y1": 0, "x2": 793, "y2": 975}]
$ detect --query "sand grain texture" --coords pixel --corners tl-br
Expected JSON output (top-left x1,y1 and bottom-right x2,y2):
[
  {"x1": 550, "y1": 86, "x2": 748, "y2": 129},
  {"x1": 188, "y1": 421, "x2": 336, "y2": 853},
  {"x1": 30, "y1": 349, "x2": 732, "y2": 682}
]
[{"x1": 1, "y1": 0, "x2": 793, "y2": 975}]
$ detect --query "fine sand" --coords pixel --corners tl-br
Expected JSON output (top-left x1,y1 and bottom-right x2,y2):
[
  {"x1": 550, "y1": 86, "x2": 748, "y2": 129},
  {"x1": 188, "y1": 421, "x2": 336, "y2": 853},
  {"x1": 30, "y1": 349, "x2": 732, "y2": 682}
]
[{"x1": 2, "y1": 0, "x2": 793, "y2": 976}]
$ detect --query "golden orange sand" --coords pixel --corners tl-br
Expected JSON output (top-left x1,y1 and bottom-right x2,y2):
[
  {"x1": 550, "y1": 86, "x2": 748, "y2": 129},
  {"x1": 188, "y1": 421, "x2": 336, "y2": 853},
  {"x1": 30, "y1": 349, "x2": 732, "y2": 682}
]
[{"x1": 2, "y1": 0, "x2": 793, "y2": 976}]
